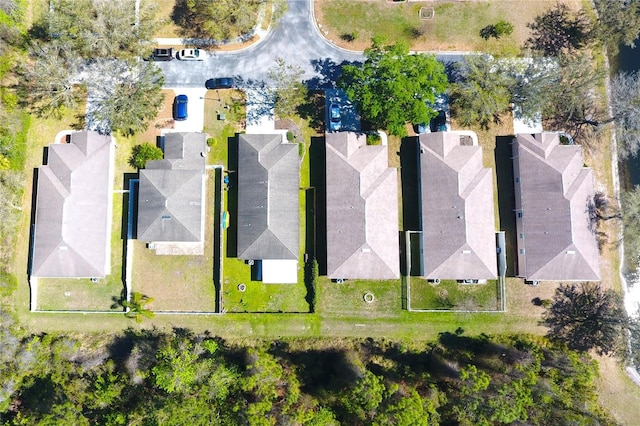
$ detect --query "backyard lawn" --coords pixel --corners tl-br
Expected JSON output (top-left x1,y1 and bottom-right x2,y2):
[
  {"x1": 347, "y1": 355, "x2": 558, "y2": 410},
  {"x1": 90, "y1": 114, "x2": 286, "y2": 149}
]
[
  {"x1": 36, "y1": 195, "x2": 126, "y2": 311},
  {"x1": 407, "y1": 278, "x2": 501, "y2": 311},
  {"x1": 131, "y1": 171, "x2": 217, "y2": 312},
  {"x1": 316, "y1": 278, "x2": 404, "y2": 318}
]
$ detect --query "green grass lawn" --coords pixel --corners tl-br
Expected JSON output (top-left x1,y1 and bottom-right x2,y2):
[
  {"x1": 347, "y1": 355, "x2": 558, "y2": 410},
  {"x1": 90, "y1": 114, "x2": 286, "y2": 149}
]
[
  {"x1": 407, "y1": 278, "x2": 501, "y2": 311},
  {"x1": 203, "y1": 90, "x2": 246, "y2": 166},
  {"x1": 318, "y1": 0, "x2": 576, "y2": 55},
  {"x1": 316, "y1": 277, "x2": 404, "y2": 318},
  {"x1": 222, "y1": 265, "x2": 310, "y2": 313},
  {"x1": 131, "y1": 171, "x2": 217, "y2": 312}
]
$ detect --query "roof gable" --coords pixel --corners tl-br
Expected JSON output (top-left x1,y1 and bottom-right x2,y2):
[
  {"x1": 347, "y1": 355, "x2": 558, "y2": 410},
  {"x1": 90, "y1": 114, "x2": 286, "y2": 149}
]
[
  {"x1": 237, "y1": 134, "x2": 299, "y2": 260},
  {"x1": 31, "y1": 131, "x2": 114, "y2": 278},
  {"x1": 419, "y1": 132, "x2": 497, "y2": 280},
  {"x1": 514, "y1": 133, "x2": 600, "y2": 280},
  {"x1": 325, "y1": 132, "x2": 400, "y2": 279},
  {"x1": 138, "y1": 170, "x2": 204, "y2": 242},
  {"x1": 137, "y1": 133, "x2": 207, "y2": 243}
]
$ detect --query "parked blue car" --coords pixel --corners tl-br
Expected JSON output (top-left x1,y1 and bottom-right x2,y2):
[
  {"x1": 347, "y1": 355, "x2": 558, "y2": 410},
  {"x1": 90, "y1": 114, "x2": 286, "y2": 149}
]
[{"x1": 173, "y1": 95, "x2": 188, "y2": 121}]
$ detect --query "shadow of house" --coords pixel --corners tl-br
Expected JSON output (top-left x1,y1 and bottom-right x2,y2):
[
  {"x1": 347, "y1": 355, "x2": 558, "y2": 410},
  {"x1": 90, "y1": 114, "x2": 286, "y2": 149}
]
[
  {"x1": 309, "y1": 136, "x2": 327, "y2": 274},
  {"x1": 494, "y1": 136, "x2": 518, "y2": 276}
]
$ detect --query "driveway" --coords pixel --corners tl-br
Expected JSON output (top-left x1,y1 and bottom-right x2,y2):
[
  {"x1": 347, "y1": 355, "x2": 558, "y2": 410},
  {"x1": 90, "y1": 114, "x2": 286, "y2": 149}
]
[{"x1": 166, "y1": 87, "x2": 207, "y2": 132}]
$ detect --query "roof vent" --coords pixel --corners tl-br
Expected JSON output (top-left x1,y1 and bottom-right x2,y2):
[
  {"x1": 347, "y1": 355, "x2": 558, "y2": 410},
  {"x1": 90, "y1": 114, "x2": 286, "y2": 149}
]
[
  {"x1": 566, "y1": 250, "x2": 575, "y2": 255},
  {"x1": 362, "y1": 248, "x2": 371, "y2": 253},
  {"x1": 162, "y1": 215, "x2": 171, "y2": 220},
  {"x1": 462, "y1": 250, "x2": 471, "y2": 254}
]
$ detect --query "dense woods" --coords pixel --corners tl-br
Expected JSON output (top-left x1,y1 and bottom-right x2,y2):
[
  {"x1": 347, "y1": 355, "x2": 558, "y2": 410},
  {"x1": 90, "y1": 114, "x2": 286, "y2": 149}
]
[{"x1": 0, "y1": 313, "x2": 616, "y2": 425}]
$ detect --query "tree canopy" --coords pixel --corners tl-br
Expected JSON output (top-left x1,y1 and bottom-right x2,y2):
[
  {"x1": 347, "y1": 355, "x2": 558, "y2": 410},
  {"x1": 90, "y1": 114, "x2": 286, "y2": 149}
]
[
  {"x1": 542, "y1": 282, "x2": 629, "y2": 356},
  {"x1": 31, "y1": 0, "x2": 160, "y2": 59},
  {"x1": 622, "y1": 185, "x2": 640, "y2": 264},
  {"x1": 593, "y1": 0, "x2": 640, "y2": 55},
  {"x1": 174, "y1": 0, "x2": 262, "y2": 41},
  {"x1": 338, "y1": 38, "x2": 447, "y2": 137},
  {"x1": 610, "y1": 72, "x2": 640, "y2": 159},
  {"x1": 0, "y1": 322, "x2": 617, "y2": 425},
  {"x1": 450, "y1": 55, "x2": 514, "y2": 128},
  {"x1": 268, "y1": 57, "x2": 308, "y2": 119},
  {"x1": 87, "y1": 60, "x2": 165, "y2": 135}
]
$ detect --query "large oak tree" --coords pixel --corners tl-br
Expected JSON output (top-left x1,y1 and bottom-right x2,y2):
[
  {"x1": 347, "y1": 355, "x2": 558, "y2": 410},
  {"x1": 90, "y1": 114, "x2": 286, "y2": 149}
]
[
  {"x1": 338, "y1": 38, "x2": 447, "y2": 137},
  {"x1": 542, "y1": 282, "x2": 628, "y2": 356}
]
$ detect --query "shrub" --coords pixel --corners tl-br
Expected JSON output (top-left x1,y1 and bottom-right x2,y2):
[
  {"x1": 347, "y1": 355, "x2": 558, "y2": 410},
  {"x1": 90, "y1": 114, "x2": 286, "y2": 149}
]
[
  {"x1": 480, "y1": 20, "x2": 514, "y2": 40},
  {"x1": 304, "y1": 257, "x2": 318, "y2": 313},
  {"x1": 129, "y1": 143, "x2": 163, "y2": 169},
  {"x1": 494, "y1": 20, "x2": 514, "y2": 38},
  {"x1": 366, "y1": 132, "x2": 381, "y2": 145},
  {"x1": 207, "y1": 137, "x2": 216, "y2": 147}
]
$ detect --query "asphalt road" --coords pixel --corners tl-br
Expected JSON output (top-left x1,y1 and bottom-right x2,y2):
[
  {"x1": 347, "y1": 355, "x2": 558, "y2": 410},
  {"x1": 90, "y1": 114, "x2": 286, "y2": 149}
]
[{"x1": 157, "y1": 0, "x2": 365, "y2": 89}]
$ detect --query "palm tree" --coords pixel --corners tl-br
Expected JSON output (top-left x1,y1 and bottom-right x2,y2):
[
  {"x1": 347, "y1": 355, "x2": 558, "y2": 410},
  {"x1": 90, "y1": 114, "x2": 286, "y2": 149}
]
[{"x1": 122, "y1": 292, "x2": 155, "y2": 323}]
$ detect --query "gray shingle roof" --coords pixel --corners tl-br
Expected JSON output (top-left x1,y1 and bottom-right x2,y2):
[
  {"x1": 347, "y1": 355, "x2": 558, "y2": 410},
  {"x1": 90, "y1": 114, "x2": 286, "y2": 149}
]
[
  {"x1": 419, "y1": 132, "x2": 497, "y2": 280},
  {"x1": 325, "y1": 132, "x2": 400, "y2": 279},
  {"x1": 513, "y1": 133, "x2": 600, "y2": 281},
  {"x1": 237, "y1": 134, "x2": 299, "y2": 260},
  {"x1": 31, "y1": 131, "x2": 114, "y2": 278},
  {"x1": 137, "y1": 132, "x2": 206, "y2": 243}
]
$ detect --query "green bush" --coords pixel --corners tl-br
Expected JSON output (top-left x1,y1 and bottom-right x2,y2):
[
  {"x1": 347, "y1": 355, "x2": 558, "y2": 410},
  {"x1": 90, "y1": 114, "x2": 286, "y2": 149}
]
[
  {"x1": 494, "y1": 20, "x2": 514, "y2": 38},
  {"x1": 480, "y1": 20, "x2": 514, "y2": 40},
  {"x1": 304, "y1": 257, "x2": 318, "y2": 313},
  {"x1": 207, "y1": 137, "x2": 216, "y2": 147},
  {"x1": 129, "y1": 143, "x2": 163, "y2": 169},
  {"x1": 366, "y1": 132, "x2": 381, "y2": 145}
]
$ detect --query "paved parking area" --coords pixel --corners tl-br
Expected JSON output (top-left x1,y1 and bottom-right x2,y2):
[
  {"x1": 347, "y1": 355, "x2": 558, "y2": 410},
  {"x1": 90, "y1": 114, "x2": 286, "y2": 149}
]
[
  {"x1": 325, "y1": 89, "x2": 360, "y2": 133},
  {"x1": 165, "y1": 87, "x2": 208, "y2": 132}
]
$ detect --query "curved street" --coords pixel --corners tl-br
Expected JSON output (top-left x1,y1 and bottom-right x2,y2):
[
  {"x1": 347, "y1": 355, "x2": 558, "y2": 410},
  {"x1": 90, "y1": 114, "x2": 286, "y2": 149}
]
[{"x1": 157, "y1": 0, "x2": 365, "y2": 88}]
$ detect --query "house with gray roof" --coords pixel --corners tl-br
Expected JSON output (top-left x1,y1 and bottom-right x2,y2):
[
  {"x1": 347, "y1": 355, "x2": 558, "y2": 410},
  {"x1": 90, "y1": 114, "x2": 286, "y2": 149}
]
[
  {"x1": 237, "y1": 133, "x2": 299, "y2": 283},
  {"x1": 513, "y1": 133, "x2": 600, "y2": 281},
  {"x1": 418, "y1": 132, "x2": 497, "y2": 280},
  {"x1": 325, "y1": 132, "x2": 400, "y2": 279},
  {"x1": 30, "y1": 130, "x2": 114, "y2": 278},
  {"x1": 137, "y1": 132, "x2": 207, "y2": 255}
]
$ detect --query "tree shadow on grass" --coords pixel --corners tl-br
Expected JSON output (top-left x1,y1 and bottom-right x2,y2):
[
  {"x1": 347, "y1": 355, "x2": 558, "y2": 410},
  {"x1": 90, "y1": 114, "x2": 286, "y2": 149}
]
[
  {"x1": 269, "y1": 344, "x2": 361, "y2": 395},
  {"x1": 171, "y1": 0, "x2": 207, "y2": 40},
  {"x1": 296, "y1": 90, "x2": 326, "y2": 133}
]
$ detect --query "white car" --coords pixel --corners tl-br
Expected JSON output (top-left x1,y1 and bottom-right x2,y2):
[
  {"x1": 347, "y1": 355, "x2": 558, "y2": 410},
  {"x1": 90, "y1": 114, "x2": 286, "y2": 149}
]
[{"x1": 177, "y1": 48, "x2": 206, "y2": 61}]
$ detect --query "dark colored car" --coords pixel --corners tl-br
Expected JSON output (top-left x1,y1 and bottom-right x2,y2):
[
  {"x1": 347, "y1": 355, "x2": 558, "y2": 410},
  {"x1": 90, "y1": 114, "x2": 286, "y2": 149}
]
[
  {"x1": 430, "y1": 110, "x2": 447, "y2": 132},
  {"x1": 205, "y1": 78, "x2": 235, "y2": 90},
  {"x1": 329, "y1": 103, "x2": 341, "y2": 131},
  {"x1": 146, "y1": 48, "x2": 174, "y2": 61},
  {"x1": 173, "y1": 95, "x2": 188, "y2": 121}
]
